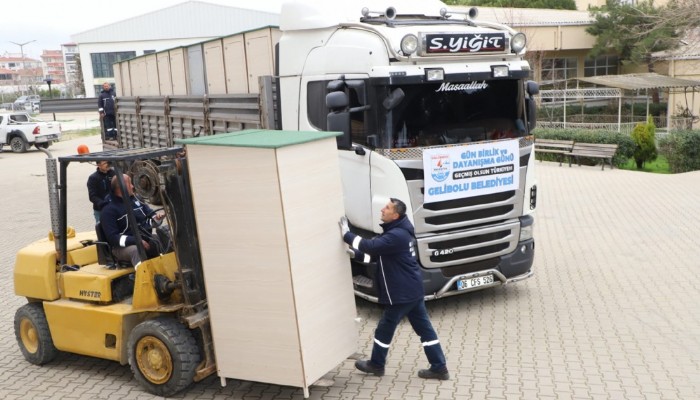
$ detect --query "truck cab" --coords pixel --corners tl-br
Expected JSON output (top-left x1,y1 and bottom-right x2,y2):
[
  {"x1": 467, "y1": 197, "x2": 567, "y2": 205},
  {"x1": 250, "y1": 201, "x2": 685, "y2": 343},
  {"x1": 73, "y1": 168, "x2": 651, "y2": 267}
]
[{"x1": 277, "y1": 1, "x2": 538, "y2": 301}]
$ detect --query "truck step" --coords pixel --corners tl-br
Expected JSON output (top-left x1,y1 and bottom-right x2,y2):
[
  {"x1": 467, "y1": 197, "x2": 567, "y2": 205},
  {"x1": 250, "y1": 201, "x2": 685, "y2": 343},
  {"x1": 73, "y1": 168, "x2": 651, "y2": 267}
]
[{"x1": 352, "y1": 275, "x2": 373, "y2": 288}]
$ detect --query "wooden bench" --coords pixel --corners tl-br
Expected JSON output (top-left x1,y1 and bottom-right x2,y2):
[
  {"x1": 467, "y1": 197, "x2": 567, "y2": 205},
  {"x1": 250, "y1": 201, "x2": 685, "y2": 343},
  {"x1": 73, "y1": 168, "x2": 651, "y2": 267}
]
[
  {"x1": 567, "y1": 143, "x2": 619, "y2": 170},
  {"x1": 534, "y1": 139, "x2": 575, "y2": 166}
]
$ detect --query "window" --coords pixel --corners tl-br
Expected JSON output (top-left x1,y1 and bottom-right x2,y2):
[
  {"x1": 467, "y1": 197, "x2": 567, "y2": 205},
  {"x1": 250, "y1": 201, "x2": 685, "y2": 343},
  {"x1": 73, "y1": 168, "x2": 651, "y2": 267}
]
[
  {"x1": 584, "y1": 55, "x2": 619, "y2": 77},
  {"x1": 90, "y1": 51, "x2": 136, "y2": 78},
  {"x1": 541, "y1": 57, "x2": 577, "y2": 85},
  {"x1": 143, "y1": 50, "x2": 156, "y2": 55}
]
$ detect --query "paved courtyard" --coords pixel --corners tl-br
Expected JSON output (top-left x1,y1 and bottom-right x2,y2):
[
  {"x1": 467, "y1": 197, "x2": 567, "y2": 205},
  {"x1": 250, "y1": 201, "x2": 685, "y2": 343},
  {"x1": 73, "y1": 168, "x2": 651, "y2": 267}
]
[{"x1": 1, "y1": 136, "x2": 698, "y2": 399}]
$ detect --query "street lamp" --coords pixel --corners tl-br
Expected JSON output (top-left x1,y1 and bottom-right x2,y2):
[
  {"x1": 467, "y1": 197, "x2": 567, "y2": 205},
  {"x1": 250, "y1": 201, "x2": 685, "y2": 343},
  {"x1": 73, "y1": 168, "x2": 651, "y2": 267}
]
[
  {"x1": 9, "y1": 40, "x2": 36, "y2": 69},
  {"x1": 10, "y1": 40, "x2": 36, "y2": 95}
]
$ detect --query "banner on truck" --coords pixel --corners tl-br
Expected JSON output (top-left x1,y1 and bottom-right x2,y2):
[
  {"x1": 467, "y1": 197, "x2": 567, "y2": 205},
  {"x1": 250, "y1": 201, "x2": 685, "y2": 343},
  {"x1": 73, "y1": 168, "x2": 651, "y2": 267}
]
[{"x1": 423, "y1": 139, "x2": 520, "y2": 204}]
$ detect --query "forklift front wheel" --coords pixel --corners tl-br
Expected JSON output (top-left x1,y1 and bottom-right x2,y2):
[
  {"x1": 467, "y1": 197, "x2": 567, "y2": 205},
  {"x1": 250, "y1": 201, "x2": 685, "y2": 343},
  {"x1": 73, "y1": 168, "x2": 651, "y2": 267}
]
[
  {"x1": 128, "y1": 318, "x2": 201, "y2": 397},
  {"x1": 14, "y1": 303, "x2": 58, "y2": 365}
]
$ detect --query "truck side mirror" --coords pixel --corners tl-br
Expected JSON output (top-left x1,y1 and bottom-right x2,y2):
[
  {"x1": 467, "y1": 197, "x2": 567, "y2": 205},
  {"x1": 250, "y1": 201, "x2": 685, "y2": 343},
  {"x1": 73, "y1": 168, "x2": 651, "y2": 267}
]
[
  {"x1": 526, "y1": 80, "x2": 540, "y2": 96},
  {"x1": 326, "y1": 91, "x2": 352, "y2": 149},
  {"x1": 525, "y1": 80, "x2": 539, "y2": 131},
  {"x1": 526, "y1": 98, "x2": 537, "y2": 131}
]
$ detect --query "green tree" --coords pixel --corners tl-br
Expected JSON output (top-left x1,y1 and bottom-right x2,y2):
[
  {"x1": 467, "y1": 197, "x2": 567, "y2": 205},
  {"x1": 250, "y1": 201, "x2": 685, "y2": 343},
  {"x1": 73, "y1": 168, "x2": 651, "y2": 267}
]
[
  {"x1": 630, "y1": 116, "x2": 657, "y2": 169},
  {"x1": 73, "y1": 54, "x2": 85, "y2": 97},
  {"x1": 443, "y1": 0, "x2": 576, "y2": 9},
  {"x1": 587, "y1": 1, "x2": 679, "y2": 71}
]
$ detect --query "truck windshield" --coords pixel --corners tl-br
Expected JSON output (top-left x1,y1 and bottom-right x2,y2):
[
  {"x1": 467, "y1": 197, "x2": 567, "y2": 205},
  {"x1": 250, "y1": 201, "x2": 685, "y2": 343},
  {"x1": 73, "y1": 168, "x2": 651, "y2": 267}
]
[{"x1": 375, "y1": 79, "x2": 525, "y2": 149}]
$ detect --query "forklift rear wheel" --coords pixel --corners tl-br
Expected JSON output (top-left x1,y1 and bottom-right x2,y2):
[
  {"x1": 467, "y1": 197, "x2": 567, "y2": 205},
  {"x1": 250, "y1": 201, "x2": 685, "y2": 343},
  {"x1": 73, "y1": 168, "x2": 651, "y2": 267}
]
[
  {"x1": 14, "y1": 303, "x2": 58, "y2": 365},
  {"x1": 128, "y1": 318, "x2": 201, "y2": 397}
]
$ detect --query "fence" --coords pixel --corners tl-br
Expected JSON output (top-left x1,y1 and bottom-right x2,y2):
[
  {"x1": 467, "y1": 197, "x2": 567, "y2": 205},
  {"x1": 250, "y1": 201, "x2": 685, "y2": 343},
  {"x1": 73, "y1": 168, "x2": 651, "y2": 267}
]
[{"x1": 40, "y1": 98, "x2": 97, "y2": 113}]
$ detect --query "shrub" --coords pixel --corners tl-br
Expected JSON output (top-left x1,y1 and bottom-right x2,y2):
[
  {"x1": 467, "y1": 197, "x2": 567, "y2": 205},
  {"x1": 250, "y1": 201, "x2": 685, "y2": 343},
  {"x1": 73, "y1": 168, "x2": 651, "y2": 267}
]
[
  {"x1": 533, "y1": 128, "x2": 635, "y2": 167},
  {"x1": 630, "y1": 116, "x2": 657, "y2": 169},
  {"x1": 658, "y1": 130, "x2": 700, "y2": 173}
]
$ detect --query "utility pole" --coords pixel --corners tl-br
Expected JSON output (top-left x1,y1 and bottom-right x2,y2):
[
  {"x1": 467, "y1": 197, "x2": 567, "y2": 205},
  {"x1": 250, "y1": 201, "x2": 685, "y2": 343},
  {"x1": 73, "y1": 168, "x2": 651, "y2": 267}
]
[{"x1": 10, "y1": 40, "x2": 36, "y2": 94}]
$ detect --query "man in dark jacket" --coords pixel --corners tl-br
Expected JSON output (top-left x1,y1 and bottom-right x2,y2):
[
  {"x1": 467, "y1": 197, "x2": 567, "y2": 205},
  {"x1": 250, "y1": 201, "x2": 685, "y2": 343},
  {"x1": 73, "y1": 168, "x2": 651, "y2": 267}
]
[
  {"x1": 87, "y1": 160, "x2": 115, "y2": 222},
  {"x1": 98, "y1": 82, "x2": 117, "y2": 140},
  {"x1": 101, "y1": 174, "x2": 165, "y2": 266},
  {"x1": 340, "y1": 198, "x2": 449, "y2": 380}
]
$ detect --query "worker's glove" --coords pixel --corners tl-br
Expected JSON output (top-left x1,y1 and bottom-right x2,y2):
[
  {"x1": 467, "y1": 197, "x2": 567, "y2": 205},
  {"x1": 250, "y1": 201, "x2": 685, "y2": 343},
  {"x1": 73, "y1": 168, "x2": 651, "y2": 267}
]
[
  {"x1": 345, "y1": 248, "x2": 355, "y2": 258},
  {"x1": 338, "y1": 216, "x2": 349, "y2": 236}
]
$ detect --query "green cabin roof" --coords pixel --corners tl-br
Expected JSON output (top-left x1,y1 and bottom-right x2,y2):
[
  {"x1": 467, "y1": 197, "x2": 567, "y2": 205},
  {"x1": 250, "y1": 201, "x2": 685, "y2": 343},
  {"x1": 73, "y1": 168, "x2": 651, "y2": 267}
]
[{"x1": 176, "y1": 129, "x2": 340, "y2": 149}]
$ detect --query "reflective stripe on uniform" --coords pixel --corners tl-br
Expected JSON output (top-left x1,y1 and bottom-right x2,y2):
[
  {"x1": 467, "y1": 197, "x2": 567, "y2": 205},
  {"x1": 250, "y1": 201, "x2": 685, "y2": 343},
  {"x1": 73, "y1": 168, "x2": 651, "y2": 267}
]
[
  {"x1": 352, "y1": 236, "x2": 362, "y2": 249},
  {"x1": 422, "y1": 339, "x2": 440, "y2": 347},
  {"x1": 119, "y1": 235, "x2": 128, "y2": 247},
  {"x1": 363, "y1": 253, "x2": 371, "y2": 263},
  {"x1": 374, "y1": 338, "x2": 391, "y2": 348}
]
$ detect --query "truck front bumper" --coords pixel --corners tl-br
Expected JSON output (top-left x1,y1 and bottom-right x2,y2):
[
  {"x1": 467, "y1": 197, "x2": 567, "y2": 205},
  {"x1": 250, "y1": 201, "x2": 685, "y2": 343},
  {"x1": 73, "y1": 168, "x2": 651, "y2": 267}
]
[{"x1": 352, "y1": 238, "x2": 535, "y2": 302}]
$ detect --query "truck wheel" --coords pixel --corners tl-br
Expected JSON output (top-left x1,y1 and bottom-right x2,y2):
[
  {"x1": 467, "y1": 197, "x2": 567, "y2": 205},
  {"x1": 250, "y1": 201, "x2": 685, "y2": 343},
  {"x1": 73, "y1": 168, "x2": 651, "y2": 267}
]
[
  {"x1": 128, "y1": 318, "x2": 200, "y2": 397},
  {"x1": 14, "y1": 303, "x2": 58, "y2": 365},
  {"x1": 10, "y1": 136, "x2": 28, "y2": 153}
]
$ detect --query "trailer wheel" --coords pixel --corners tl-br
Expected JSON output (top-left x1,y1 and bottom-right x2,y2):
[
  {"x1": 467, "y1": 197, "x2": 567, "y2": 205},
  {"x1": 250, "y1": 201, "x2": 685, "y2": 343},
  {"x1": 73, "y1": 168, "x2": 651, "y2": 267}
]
[
  {"x1": 10, "y1": 136, "x2": 28, "y2": 153},
  {"x1": 128, "y1": 318, "x2": 200, "y2": 397},
  {"x1": 14, "y1": 303, "x2": 58, "y2": 365}
]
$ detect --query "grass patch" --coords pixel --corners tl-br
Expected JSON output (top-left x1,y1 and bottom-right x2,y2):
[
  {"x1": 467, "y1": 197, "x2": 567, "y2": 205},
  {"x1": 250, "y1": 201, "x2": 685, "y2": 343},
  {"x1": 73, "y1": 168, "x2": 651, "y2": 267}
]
[
  {"x1": 618, "y1": 155, "x2": 671, "y2": 174},
  {"x1": 61, "y1": 128, "x2": 101, "y2": 141}
]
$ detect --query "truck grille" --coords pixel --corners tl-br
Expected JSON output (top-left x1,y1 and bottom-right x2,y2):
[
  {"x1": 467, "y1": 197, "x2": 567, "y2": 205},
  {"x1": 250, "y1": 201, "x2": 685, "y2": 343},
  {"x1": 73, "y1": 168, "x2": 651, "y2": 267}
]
[
  {"x1": 416, "y1": 220, "x2": 520, "y2": 269},
  {"x1": 388, "y1": 139, "x2": 533, "y2": 270}
]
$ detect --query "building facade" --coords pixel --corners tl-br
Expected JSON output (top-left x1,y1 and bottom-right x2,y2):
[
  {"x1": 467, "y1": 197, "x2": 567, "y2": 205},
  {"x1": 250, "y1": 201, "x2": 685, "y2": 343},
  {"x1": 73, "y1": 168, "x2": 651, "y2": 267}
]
[
  {"x1": 41, "y1": 50, "x2": 66, "y2": 84},
  {"x1": 0, "y1": 55, "x2": 43, "y2": 94},
  {"x1": 71, "y1": 1, "x2": 279, "y2": 97}
]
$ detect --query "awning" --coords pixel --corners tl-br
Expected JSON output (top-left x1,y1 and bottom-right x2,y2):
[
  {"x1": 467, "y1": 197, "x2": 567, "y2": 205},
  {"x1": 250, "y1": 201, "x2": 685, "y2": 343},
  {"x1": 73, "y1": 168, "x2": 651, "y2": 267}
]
[{"x1": 577, "y1": 73, "x2": 700, "y2": 91}]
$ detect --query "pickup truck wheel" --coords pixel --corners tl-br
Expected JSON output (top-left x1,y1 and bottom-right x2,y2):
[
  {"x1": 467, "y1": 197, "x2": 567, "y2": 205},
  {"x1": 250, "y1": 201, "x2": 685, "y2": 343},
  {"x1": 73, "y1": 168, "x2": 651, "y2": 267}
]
[
  {"x1": 10, "y1": 136, "x2": 28, "y2": 153},
  {"x1": 128, "y1": 318, "x2": 200, "y2": 397},
  {"x1": 14, "y1": 303, "x2": 58, "y2": 365}
]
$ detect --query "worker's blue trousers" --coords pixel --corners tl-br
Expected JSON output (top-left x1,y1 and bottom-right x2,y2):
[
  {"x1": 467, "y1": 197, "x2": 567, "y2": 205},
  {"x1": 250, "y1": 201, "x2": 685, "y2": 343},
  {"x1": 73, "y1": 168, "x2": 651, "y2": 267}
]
[{"x1": 370, "y1": 299, "x2": 447, "y2": 372}]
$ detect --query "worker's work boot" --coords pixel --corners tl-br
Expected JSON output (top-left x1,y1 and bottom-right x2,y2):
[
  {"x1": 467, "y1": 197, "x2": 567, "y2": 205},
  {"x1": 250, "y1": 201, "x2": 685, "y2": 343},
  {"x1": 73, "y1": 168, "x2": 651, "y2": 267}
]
[
  {"x1": 355, "y1": 360, "x2": 385, "y2": 376},
  {"x1": 418, "y1": 368, "x2": 450, "y2": 380}
]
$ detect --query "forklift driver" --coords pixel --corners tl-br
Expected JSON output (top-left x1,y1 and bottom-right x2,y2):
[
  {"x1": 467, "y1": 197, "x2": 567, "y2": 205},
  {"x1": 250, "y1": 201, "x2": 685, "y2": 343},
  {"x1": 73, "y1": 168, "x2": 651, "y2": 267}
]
[{"x1": 100, "y1": 174, "x2": 167, "y2": 266}]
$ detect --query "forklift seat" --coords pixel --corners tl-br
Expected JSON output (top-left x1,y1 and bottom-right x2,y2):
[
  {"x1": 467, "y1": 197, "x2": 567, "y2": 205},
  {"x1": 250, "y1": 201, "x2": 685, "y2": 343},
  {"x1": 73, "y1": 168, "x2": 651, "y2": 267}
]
[{"x1": 95, "y1": 222, "x2": 131, "y2": 269}]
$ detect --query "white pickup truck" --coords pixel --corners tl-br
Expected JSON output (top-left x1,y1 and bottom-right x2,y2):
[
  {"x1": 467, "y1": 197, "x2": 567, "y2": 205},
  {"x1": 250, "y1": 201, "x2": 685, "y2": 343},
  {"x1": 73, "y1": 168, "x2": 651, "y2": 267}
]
[{"x1": 0, "y1": 112, "x2": 61, "y2": 153}]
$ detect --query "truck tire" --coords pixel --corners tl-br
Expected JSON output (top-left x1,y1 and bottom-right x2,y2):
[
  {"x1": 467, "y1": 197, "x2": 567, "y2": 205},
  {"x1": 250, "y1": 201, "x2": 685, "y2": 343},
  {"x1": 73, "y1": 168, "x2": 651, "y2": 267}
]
[
  {"x1": 10, "y1": 136, "x2": 28, "y2": 153},
  {"x1": 14, "y1": 303, "x2": 58, "y2": 365},
  {"x1": 128, "y1": 318, "x2": 201, "y2": 397}
]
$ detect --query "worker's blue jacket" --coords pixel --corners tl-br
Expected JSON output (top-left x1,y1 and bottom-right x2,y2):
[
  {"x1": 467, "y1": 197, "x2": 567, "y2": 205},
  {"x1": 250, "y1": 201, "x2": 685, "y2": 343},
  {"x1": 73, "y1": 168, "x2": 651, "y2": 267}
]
[{"x1": 343, "y1": 215, "x2": 424, "y2": 305}]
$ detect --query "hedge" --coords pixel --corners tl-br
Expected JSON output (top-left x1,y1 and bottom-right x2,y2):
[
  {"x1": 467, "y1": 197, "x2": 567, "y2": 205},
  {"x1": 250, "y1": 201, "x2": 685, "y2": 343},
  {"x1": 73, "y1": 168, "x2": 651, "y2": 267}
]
[{"x1": 658, "y1": 130, "x2": 700, "y2": 173}]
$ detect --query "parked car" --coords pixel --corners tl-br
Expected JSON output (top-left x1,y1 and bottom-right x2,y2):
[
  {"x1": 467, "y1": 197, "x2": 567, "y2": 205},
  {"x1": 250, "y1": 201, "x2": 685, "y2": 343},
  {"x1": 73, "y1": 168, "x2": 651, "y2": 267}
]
[
  {"x1": 14, "y1": 95, "x2": 41, "y2": 112},
  {"x1": 0, "y1": 111, "x2": 61, "y2": 152}
]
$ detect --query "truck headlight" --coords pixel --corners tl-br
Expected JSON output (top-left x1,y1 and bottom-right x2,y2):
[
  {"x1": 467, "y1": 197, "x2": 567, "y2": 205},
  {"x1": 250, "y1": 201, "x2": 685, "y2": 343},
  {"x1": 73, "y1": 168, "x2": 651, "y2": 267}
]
[
  {"x1": 519, "y1": 224, "x2": 534, "y2": 241},
  {"x1": 492, "y1": 65, "x2": 509, "y2": 78},
  {"x1": 511, "y1": 33, "x2": 527, "y2": 53},
  {"x1": 425, "y1": 68, "x2": 444, "y2": 81},
  {"x1": 401, "y1": 34, "x2": 419, "y2": 55}
]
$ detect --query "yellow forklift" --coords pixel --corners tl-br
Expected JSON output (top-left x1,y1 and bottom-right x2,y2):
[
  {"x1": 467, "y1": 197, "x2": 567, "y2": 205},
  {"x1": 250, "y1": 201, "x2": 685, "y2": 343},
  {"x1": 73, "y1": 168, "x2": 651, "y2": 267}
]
[{"x1": 13, "y1": 147, "x2": 214, "y2": 396}]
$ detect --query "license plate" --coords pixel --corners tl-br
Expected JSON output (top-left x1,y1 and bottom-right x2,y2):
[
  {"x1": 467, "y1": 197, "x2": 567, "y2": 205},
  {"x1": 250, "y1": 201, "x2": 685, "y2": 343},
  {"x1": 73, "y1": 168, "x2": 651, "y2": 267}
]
[
  {"x1": 456, "y1": 274, "x2": 494, "y2": 290},
  {"x1": 38, "y1": 135, "x2": 57, "y2": 142}
]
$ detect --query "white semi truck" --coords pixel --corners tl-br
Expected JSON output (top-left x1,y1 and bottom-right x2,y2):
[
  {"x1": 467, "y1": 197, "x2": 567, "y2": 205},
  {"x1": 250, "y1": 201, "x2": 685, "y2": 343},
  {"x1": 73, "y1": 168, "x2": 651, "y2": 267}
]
[{"x1": 115, "y1": 0, "x2": 540, "y2": 301}]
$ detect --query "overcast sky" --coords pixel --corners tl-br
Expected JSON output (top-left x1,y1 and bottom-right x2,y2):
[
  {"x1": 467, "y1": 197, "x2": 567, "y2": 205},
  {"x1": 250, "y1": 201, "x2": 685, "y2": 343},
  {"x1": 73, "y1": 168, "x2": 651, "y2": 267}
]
[{"x1": 1, "y1": 0, "x2": 284, "y2": 59}]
